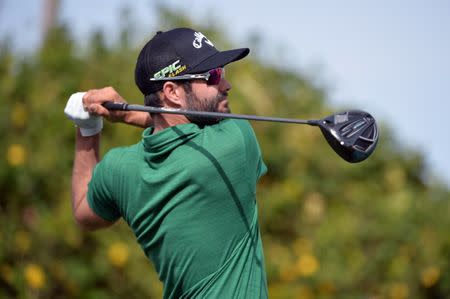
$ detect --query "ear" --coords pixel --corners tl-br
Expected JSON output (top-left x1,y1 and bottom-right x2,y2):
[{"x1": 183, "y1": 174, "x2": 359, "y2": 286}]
[{"x1": 161, "y1": 82, "x2": 185, "y2": 108}]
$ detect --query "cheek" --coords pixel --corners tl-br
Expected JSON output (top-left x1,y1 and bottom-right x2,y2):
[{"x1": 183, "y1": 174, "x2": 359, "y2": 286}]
[
  {"x1": 205, "y1": 88, "x2": 221, "y2": 101},
  {"x1": 191, "y1": 82, "x2": 218, "y2": 98}
]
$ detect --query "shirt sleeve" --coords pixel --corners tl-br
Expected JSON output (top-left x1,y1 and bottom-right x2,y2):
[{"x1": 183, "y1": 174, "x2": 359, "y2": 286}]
[{"x1": 87, "y1": 151, "x2": 121, "y2": 222}]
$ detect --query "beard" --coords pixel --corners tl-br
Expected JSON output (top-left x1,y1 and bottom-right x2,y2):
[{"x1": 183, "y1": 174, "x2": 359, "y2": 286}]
[{"x1": 185, "y1": 90, "x2": 230, "y2": 126}]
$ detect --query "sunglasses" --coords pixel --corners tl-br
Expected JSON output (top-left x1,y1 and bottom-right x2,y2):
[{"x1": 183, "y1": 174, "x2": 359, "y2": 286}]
[{"x1": 150, "y1": 68, "x2": 225, "y2": 85}]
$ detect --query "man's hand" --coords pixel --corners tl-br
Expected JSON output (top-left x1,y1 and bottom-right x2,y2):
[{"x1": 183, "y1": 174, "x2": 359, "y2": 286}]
[
  {"x1": 82, "y1": 86, "x2": 128, "y2": 123},
  {"x1": 83, "y1": 86, "x2": 152, "y2": 128}
]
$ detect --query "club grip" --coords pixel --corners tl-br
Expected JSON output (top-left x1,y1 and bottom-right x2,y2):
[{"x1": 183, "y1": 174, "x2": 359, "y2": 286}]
[{"x1": 103, "y1": 101, "x2": 129, "y2": 110}]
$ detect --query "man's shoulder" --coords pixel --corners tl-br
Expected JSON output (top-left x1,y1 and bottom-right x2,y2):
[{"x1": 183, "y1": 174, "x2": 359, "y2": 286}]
[
  {"x1": 221, "y1": 118, "x2": 251, "y2": 127},
  {"x1": 224, "y1": 119, "x2": 257, "y2": 141},
  {"x1": 101, "y1": 143, "x2": 142, "y2": 166},
  {"x1": 214, "y1": 119, "x2": 254, "y2": 135}
]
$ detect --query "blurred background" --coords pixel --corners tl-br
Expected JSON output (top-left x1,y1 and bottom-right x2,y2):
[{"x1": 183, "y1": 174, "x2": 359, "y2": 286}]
[{"x1": 0, "y1": 0, "x2": 449, "y2": 298}]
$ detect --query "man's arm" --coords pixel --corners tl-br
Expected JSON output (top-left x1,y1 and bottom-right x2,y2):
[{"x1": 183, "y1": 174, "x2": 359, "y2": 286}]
[
  {"x1": 72, "y1": 129, "x2": 115, "y2": 230},
  {"x1": 67, "y1": 87, "x2": 147, "y2": 230},
  {"x1": 83, "y1": 86, "x2": 153, "y2": 128}
]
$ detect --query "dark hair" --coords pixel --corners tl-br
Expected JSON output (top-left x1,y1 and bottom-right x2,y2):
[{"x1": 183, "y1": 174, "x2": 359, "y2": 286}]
[
  {"x1": 144, "y1": 81, "x2": 193, "y2": 107},
  {"x1": 144, "y1": 93, "x2": 162, "y2": 107}
]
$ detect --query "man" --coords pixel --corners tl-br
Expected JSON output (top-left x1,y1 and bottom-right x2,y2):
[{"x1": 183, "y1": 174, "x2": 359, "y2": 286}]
[{"x1": 65, "y1": 28, "x2": 268, "y2": 298}]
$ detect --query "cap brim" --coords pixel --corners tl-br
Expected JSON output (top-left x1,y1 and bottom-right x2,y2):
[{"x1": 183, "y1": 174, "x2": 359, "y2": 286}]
[{"x1": 189, "y1": 48, "x2": 250, "y2": 73}]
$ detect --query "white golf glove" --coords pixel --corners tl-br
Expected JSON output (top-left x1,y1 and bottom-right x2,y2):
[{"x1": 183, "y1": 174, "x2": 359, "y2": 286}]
[{"x1": 64, "y1": 92, "x2": 103, "y2": 136}]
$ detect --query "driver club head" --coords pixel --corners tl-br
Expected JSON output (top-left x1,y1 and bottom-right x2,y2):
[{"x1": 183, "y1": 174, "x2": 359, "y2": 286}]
[{"x1": 317, "y1": 110, "x2": 379, "y2": 163}]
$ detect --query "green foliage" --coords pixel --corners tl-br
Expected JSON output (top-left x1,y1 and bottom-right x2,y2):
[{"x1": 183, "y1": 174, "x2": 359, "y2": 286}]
[{"x1": 1, "y1": 8, "x2": 449, "y2": 299}]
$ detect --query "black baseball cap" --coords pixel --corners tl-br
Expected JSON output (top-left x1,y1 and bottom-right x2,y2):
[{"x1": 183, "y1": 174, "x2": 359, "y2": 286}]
[{"x1": 135, "y1": 28, "x2": 250, "y2": 95}]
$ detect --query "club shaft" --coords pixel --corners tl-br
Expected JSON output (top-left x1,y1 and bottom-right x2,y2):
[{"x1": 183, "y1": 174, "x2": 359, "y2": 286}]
[{"x1": 104, "y1": 102, "x2": 317, "y2": 125}]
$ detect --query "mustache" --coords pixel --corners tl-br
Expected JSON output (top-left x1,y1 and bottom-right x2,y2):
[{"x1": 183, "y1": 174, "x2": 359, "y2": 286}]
[{"x1": 217, "y1": 92, "x2": 228, "y2": 101}]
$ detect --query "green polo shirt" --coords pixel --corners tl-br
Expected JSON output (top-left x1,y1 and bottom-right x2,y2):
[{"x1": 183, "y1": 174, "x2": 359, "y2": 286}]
[{"x1": 87, "y1": 119, "x2": 268, "y2": 298}]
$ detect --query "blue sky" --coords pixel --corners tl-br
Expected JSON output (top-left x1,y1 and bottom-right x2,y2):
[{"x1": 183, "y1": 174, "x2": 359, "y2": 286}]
[{"x1": 1, "y1": 0, "x2": 449, "y2": 187}]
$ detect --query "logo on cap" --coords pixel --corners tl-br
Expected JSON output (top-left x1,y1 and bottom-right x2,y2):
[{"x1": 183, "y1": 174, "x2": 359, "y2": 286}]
[
  {"x1": 153, "y1": 60, "x2": 187, "y2": 79},
  {"x1": 193, "y1": 32, "x2": 214, "y2": 49}
]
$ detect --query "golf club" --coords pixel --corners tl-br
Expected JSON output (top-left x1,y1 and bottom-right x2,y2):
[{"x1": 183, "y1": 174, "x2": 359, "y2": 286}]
[{"x1": 103, "y1": 102, "x2": 378, "y2": 163}]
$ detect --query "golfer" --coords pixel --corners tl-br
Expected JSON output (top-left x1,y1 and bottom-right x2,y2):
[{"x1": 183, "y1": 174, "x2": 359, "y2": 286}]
[{"x1": 65, "y1": 28, "x2": 268, "y2": 298}]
